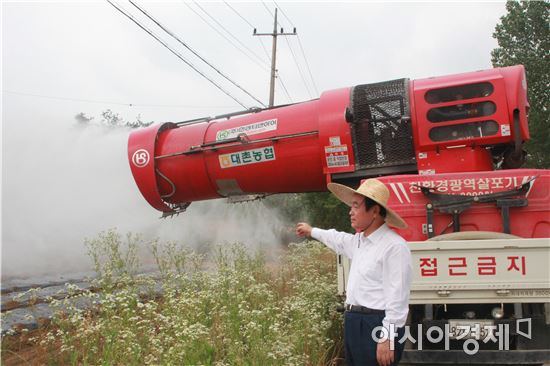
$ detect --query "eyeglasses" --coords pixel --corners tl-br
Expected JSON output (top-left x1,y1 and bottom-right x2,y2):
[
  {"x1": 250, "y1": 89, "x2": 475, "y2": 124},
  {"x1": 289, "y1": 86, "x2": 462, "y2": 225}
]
[{"x1": 350, "y1": 200, "x2": 365, "y2": 210}]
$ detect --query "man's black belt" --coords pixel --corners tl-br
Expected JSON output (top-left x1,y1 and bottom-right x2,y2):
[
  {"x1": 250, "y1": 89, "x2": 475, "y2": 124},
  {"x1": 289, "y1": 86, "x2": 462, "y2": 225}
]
[{"x1": 345, "y1": 304, "x2": 385, "y2": 315}]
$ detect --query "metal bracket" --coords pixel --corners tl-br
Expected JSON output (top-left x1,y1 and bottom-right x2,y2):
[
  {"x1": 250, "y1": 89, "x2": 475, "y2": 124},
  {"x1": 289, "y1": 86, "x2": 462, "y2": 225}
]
[
  {"x1": 155, "y1": 130, "x2": 318, "y2": 160},
  {"x1": 426, "y1": 204, "x2": 435, "y2": 238},
  {"x1": 497, "y1": 198, "x2": 528, "y2": 234},
  {"x1": 226, "y1": 194, "x2": 267, "y2": 204},
  {"x1": 420, "y1": 177, "x2": 535, "y2": 236},
  {"x1": 161, "y1": 202, "x2": 191, "y2": 218}
]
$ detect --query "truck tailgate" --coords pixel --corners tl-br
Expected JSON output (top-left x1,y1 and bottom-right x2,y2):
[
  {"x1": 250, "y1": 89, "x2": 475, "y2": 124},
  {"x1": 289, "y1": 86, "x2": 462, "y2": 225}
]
[{"x1": 409, "y1": 238, "x2": 550, "y2": 304}]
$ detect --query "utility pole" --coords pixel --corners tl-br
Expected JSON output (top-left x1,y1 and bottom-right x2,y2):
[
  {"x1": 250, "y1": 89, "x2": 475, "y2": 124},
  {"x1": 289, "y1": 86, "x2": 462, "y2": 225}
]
[{"x1": 253, "y1": 8, "x2": 296, "y2": 107}]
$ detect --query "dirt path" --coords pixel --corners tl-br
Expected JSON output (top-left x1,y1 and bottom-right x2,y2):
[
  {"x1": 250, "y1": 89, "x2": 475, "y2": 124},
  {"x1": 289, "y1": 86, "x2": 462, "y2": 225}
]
[{"x1": 2, "y1": 327, "x2": 57, "y2": 366}]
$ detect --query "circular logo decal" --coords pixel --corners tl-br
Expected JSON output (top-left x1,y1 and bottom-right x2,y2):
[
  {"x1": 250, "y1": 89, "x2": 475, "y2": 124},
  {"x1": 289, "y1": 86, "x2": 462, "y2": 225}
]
[
  {"x1": 216, "y1": 130, "x2": 229, "y2": 140},
  {"x1": 132, "y1": 149, "x2": 150, "y2": 168}
]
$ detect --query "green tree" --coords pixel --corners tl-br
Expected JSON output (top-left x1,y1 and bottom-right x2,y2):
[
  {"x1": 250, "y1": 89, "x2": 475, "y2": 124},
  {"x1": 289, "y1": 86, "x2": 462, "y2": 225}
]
[
  {"x1": 491, "y1": 0, "x2": 550, "y2": 168},
  {"x1": 298, "y1": 192, "x2": 352, "y2": 232},
  {"x1": 265, "y1": 192, "x2": 352, "y2": 233},
  {"x1": 74, "y1": 112, "x2": 94, "y2": 124},
  {"x1": 74, "y1": 109, "x2": 154, "y2": 129},
  {"x1": 100, "y1": 109, "x2": 153, "y2": 128}
]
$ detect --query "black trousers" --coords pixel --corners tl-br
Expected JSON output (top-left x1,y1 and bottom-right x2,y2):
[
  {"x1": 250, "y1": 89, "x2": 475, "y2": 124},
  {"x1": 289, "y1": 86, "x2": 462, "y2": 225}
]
[{"x1": 344, "y1": 311, "x2": 405, "y2": 366}]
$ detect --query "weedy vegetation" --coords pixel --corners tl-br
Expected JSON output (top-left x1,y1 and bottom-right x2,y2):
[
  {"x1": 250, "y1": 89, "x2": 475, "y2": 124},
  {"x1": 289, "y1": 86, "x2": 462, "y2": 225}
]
[{"x1": 7, "y1": 229, "x2": 344, "y2": 365}]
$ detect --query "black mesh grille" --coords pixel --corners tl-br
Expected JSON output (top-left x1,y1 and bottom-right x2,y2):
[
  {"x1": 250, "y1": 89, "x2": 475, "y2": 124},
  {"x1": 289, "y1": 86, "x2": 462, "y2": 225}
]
[{"x1": 349, "y1": 78, "x2": 415, "y2": 170}]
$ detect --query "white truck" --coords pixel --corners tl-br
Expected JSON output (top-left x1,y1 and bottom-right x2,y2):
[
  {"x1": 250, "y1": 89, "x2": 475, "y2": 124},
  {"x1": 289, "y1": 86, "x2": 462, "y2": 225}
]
[{"x1": 337, "y1": 175, "x2": 550, "y2": 364}]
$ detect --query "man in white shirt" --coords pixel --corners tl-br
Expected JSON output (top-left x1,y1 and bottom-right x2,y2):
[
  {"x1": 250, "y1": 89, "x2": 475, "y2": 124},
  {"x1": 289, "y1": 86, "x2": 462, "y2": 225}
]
[{"x1": 296, "y1": 178, "x2": 412, "y2": 366}]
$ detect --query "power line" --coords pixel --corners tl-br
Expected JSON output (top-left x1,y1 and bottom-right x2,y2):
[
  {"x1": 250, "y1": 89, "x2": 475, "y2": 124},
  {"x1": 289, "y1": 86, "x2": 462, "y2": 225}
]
[
  {"x1": 182, "y1": 2, "x2": 268, "y2": 72},
  {"x1": 3, "y1": 90, "x2": 232, "y2": 108},
  {"x1": 296, "y1": 36, "x2": 319, "y2": 96},
  {"x1": 223, "y1": 0, "x2": 283, "y2": 104},
  {"x1": 273, "y1": 1, "x2": 293, "y2": 26},
  {"x1": 4, "y1": 90, "x2": 133, "y2": 106},
  {"x1": 129, "y1": 0, "x2": 265, "y2": 107},
  {"x1": 191, "y1": 2, "x2": 270, "y2": 68},
  {"x1": 273, "y1": 1, "x2": 319, "y2": 96},
  {"x1": 283, "y1": 34, "x2": 312, "y2": 98},
  {"x1": 257, "y1": 37, "x2": 272, "y2": 63},
  {"x1": 261, "y1": 1, "x2": 274, "y2": 18},
  {"x1": 276, "y1": 71, "x2": 293, "y2": 103},
  {"x1": 223, "y1": 1, "x2": 272, "y2": 63},
  {"x1": 106, "y1": 0, "x2": 249, "y2": 109},
  {"x1": 223, "y1": 1, "x2": 255, "y2": 29}
]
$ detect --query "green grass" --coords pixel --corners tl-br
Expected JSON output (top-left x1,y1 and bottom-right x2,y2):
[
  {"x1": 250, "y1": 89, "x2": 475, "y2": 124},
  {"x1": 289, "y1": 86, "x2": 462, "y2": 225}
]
[{"x1": 38, "y1": 229, "x2": 344, "y2": 365}]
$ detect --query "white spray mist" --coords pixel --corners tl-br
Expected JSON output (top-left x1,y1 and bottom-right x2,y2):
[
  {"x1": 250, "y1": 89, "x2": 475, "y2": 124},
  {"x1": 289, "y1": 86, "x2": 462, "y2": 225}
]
[{"x1": 2, "y1": 104, "x2": 295, "y2": 280}]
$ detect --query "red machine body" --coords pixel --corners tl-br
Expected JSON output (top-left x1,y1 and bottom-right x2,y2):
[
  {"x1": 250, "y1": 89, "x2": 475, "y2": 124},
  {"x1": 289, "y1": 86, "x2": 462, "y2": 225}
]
[
  {"x1": 128, "y1": 87, "x2": 353, "y2": 212},
  {"x1": 410, "y1": 65, "x2": 529, "y2": 175},
  {"x1": 378, "y1": 169, "x2": 550, "y2": 241},
  {"x1": 128, "y1": 65, "x2": 530, "y2": 216}
]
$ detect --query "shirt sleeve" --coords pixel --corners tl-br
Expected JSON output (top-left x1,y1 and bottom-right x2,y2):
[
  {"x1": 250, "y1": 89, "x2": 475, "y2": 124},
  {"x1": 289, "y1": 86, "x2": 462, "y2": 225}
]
[
  {"x1": 311, "y1": 228, "x2": 356, "y2": 259},
  {"x1": 381, "y1": 241, "x2": 412, "y2": 340}
]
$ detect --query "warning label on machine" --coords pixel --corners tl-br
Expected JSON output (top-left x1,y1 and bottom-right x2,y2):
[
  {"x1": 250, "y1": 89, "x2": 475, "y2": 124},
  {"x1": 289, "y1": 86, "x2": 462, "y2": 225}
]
[
  {"x1": 219, "y1": 146, "x2": 276, "y2": 169},
  {"x1": 325, "y1": 145, "x2": 350, "y2": 167},
  {"x1": 216, "y1": 119, "x2": 278, "y2": 141}
]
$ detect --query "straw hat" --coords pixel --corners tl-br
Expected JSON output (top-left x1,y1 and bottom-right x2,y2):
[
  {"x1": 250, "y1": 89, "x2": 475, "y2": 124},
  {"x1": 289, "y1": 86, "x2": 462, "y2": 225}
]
[{"x1": 328, "y1": 179, "x2": 407, "y2": 229}]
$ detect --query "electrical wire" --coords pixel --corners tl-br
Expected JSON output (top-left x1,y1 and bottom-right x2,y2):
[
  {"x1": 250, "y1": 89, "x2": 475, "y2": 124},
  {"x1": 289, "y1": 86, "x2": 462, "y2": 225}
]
[
  {"x1": 223, "y1": 1, "x2": 255, "y2": 28},
  {"x1": 4, "y1": 90, "x2": 134, "y2": 106},
  {"x1": 273, "y1": 1, "x2": 319, "y2": 96},
  {"x1": 3, "y1": 90, "x2": 233, "y2": 108},
  {"x1": 261, "y1": 1, "x2": 274, "y2": 17},
  {"x1": 223, "y1": 1, "x2": 298, "y2": 105},
  {"x1": 257, "y1": 38, "x2": 272, "y2": 63},
  {"x1": 283, "y1": 35, "x2": 312, "y2": 98},
  {"x1": 273, "y1": 1, "x2": 293, "y2": 26},
  {"x1": 296, "y1": 36, "x2": 319, "y2": 96},
  {"x1": 106, "y1": 0, "x2": 249, "y2": 109},
  {"x1": 276, "y1": 71, "x2": 293, "y2": 103},
  {"x1": 182, "y1": 2, "x2": 268, "y2": 72},
  {"x1": 223, "y1": 1, "x2": 272, "y2": 63},
  {"x1": 129, "y1": 0, "x2": 265, "y2": 107},
  {"x1": 191, "y1": 2, "x2": 270, "y2": 68}
]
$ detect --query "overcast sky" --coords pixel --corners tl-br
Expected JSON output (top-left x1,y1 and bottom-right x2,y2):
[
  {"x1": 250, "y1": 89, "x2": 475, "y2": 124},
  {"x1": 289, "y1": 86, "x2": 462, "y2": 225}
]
[
  {"x1": 3, "y1": 1, "x2": 507, "y2": 121},
  {"x1": 1, "y1": 1, "x2": 507, "y2": 279}
]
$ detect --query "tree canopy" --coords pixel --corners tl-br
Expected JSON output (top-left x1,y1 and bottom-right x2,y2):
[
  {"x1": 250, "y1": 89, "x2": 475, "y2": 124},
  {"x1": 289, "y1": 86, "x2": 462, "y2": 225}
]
[
  {"x1": 491, "y1": 0, "x2": 550, "y2": 168},
  {"x1": 74, "y1": 109, "x2": 153, "y2": 129}
]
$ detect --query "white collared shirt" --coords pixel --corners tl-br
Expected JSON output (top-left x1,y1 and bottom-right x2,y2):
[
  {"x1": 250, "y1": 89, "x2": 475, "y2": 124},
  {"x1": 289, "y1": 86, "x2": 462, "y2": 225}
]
[{"x1": 311, "y1": 224, "x2": 412, "y2": 332}]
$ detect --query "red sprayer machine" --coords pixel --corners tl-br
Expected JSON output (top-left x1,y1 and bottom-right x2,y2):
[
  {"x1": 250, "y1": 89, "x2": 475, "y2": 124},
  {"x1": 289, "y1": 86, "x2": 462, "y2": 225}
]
[{"x1": 129, "y1": 65, "x2": 550, "y2": 363}]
